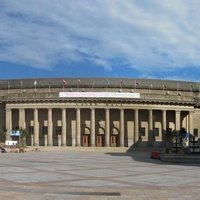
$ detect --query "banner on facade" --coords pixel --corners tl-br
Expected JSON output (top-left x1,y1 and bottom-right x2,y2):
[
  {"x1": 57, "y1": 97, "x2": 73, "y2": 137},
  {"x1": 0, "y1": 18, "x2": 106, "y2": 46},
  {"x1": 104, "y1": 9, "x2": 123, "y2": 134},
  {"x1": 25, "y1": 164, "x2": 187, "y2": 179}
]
[
  {"x1": 10, "y1": 130, "x2": 20, "y2": 136},
  {"x1": 59, "y1": 92, "x2": 140, "y2": 99}
]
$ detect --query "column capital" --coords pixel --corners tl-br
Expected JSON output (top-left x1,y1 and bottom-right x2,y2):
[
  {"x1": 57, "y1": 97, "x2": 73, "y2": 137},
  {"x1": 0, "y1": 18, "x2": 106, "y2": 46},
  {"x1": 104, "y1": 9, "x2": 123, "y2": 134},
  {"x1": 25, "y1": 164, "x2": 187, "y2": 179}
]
[{"x1": 175, "y1": 110, "x2": 181, "y2": 113}]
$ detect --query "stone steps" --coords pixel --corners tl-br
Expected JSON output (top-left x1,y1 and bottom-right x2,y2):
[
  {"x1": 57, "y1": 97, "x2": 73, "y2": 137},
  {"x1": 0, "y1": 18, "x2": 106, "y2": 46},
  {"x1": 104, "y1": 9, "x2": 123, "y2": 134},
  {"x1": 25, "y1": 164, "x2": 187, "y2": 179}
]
[
  {"x1": 25, "y1": 146, "x2": 130, "y2": 153},
  {"x1": 161, "y1": 153, "x2": 200, "y2": 163}
]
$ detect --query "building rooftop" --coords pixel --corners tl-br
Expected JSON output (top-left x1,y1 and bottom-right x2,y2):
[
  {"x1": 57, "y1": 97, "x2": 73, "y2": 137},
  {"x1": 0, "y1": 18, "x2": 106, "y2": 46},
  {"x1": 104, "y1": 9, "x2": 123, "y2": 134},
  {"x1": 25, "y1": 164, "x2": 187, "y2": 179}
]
[{"x1": 0, "y1": 77, "x2": 199, "y2": 92}]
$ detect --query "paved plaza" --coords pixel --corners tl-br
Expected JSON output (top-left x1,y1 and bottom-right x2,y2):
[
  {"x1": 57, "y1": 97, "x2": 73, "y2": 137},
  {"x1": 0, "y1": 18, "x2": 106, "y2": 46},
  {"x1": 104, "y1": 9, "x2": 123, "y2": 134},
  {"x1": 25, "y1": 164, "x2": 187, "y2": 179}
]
[{"x1": 0, "y1": 148, "x2": 200, "y2": 200}]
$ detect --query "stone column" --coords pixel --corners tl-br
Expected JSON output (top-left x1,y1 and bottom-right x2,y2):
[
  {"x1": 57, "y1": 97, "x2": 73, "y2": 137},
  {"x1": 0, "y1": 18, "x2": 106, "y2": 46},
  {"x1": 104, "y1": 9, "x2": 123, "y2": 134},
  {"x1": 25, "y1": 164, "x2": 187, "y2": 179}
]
[
  {"x1": 44, "y1": 135, "x2": 47, "y2": 146},
  {"x1": 91, "y1": 108, "x2": 95, "y2": 147},
  {"x1": 189, "y1": 111, "x2": 194, "y2": 134},
  {"x1": 58, "y1": 135, "x2": 61, "y2": 146},
  {"x1": 134, "y1": 109, "x2": 139, "y2": 143},
  {"x1": 148, "y1": 110, "x2": 153, "y2": 146},
  {"x1": 105, "y1": 109, "x2": 110, "y2": 147},
  {"x1": 76, "y1": 108, "x2": 81, "y2": 146},
  {"x1": 186, "y1": 114, "x2": 189, "y2": 132},
  {"x1": 31, "y1": 135, "x2": 34, "y2": 146},
  {"x1": 162, "y1": 110, "x2": 167, "y2": 144},
  {"x1": 48, "y1": 108, "x2": 53, "y2": 146},
  {"x1": 34, "y1": 108, "x2": 39, "y2": 146},
  {"x1": 61, "y1": 108, "x2": 67, "y2": 146},
  {"x1": 120, "y1": 109, "x2": 124, "y2": 147},
  {"x1": 6, "y1": 108, "x2": 12, "y2": 140},
  {"x1": 19, "y1": 108, "x2": 26, "y2": 129},
  {"x1": 19, "y1": 108, "x2": 26, "y2": 145},
  {"x1": 175, "y1": 110, "x2": 181, "y2": 132}
]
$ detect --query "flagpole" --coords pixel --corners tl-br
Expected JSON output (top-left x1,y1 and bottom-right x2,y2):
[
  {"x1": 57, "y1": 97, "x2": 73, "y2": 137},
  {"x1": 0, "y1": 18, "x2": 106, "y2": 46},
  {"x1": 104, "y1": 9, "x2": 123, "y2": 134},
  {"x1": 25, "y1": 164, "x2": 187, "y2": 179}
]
[
  {"x1": 148, "y1": 81, "x2": 150, "y2": 94},
  {"x1": 8, "y1": 81, "x2": 10, "y2": 94},
  {"x1": 62, "y1": 80, "x2": 67, "y2": 92},
  {"x1": 105, "y1": 80, "x2": 110, "y2": 92},
  {"x1": 21, "y1": 81, "x2": 23, "y2": 93},
  {"x1": 92, "y1": 80, "x2": 94, "y2": 92},
  {"x1": 77, "y1": 79, "x2": 80, "y2": 92},
  {"x1": 134, "y1": 80, "x2": 136, "y2": 92},
  {"x1": 120, "y1": 80, "x2": 123, "y2": 92},
  {"x1": 163, "y1": 83, "x2": 164, "y2": 94},
  {"x1": 34, "y1": 80, "x2": 37, "y2": 92},
  {"x1": 49, "y1": 82, "x2": 51, "y2": 93},
  {"x1": 177, "y1": 82, "x2": 179, "y2": 95}
]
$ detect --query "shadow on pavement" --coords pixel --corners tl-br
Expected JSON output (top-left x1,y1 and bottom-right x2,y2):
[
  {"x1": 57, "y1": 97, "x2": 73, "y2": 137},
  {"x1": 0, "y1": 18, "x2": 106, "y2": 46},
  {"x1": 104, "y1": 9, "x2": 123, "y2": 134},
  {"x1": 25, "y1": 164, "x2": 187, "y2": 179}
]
[{"x1": 106, "y1": 145, "x2": 200, "y2": 167}]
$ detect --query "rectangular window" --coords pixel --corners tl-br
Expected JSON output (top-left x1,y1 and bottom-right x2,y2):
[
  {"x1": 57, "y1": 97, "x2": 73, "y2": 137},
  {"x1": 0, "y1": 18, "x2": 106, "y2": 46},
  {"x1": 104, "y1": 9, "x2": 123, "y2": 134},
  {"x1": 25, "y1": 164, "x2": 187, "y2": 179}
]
[
  {"x1": 56, "y1": 126, "x2": 62, "y2": 135},
  {"x1": 139, "y1": 127, "x2": 145, "y2": 136},
  {"x1": 29, "y1": 126, "x2": 34, "y2": 135},
  {"x1": 194, "y1": 129, "x2": 198, "y2": 137},
  {"x1": 42, "y1": 126, "x2": 48, "y2": 135},
  {"x1": 153, "y1": 128, "x2": 159, "y2": 137}
]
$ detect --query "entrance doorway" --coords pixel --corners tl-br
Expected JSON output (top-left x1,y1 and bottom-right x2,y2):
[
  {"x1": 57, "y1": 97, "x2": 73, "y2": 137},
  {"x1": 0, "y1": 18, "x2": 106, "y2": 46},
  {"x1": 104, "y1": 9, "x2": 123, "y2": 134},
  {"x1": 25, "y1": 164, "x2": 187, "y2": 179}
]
[
  {"x1": 82, "y1": 134, "x2": 90, "y2": 146},
  {"x1": 110, "y1": 135, "x2": 118, "y2": 147},
  {"x1": 96, "y1": 135, "x2": 104, "y2": 147}
]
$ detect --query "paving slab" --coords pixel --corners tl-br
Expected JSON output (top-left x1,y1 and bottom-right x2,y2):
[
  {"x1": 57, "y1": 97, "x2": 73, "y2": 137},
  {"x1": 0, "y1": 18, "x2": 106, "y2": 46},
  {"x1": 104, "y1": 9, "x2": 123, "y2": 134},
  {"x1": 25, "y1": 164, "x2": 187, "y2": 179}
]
[{"x1": 0, "y1": 149, "x2": 200, "y2": 199}]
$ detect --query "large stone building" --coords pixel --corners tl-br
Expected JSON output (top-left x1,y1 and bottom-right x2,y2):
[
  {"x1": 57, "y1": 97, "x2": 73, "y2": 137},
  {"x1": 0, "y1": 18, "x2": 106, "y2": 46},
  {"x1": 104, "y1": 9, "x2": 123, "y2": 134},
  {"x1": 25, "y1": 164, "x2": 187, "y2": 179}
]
[{"x1": 0, "y1": 78, "x2": 199, "y2": 147}]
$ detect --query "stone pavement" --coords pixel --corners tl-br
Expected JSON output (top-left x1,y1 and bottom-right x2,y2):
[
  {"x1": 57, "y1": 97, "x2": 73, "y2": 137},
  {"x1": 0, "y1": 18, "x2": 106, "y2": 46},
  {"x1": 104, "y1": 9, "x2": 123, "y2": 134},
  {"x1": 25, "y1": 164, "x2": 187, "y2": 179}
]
[{"x1": 0, "y1": 148, "x2": 200, "y2": 200}]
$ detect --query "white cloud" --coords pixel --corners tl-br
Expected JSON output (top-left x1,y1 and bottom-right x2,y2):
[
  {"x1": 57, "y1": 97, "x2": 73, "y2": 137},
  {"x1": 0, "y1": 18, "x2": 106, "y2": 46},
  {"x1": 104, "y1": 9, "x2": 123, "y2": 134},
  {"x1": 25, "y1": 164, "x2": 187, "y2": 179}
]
[{"x1": 0, "y1": 0, "x2": 200, "y2": 74}]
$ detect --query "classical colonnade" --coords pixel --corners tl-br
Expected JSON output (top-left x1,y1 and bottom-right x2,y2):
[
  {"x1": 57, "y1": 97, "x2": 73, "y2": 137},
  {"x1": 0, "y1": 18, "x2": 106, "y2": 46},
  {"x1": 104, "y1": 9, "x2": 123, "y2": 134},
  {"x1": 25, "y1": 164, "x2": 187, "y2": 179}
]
[{"x1": 5, "y1": 103, "x2": 194, "y2": 147}]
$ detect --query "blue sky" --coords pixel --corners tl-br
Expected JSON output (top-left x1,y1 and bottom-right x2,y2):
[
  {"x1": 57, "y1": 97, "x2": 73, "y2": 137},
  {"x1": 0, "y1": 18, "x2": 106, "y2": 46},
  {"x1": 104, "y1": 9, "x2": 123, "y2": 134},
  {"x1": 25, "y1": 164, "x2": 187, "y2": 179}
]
[{"x1": 0, "y1": 0, "x2": 200, "y2": 81}]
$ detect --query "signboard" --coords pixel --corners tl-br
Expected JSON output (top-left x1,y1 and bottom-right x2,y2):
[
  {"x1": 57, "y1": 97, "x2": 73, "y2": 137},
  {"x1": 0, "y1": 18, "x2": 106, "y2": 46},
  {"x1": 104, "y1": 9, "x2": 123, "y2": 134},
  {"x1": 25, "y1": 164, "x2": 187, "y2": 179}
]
[
  {"x1": 59, "y1": 92, "x2": 140, "y2": 99},
  {"x1": 5, "y1": 140, "x2": 18, "y2": 146},
  {"x1": 10, "y1": 130, "x2": 20, "y2": 136}
]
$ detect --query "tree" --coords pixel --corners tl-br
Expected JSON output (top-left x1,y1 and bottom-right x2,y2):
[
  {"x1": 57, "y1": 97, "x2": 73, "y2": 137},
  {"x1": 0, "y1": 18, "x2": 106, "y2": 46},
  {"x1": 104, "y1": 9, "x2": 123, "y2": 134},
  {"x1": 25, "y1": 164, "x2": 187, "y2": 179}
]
[
  {"x1": 0, "y1": 127, "x2": 7, "y2": 143},
  {"x1": 19, "y1": 127, "x2": 27, "y2": 148},
  {"x1": 165, "y1": 128, "x2": 174, "y2": 144},
  {"x1": 165, "y1": 128, "x2": 175, "y2": 153}
]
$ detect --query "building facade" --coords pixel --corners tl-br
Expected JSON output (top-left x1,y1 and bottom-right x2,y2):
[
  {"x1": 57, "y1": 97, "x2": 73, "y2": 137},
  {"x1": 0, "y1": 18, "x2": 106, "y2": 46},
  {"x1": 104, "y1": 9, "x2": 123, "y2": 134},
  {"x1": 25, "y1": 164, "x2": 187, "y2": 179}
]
[{"x1": 0, "y1": 78, "x2": 200, "y2": 147}]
